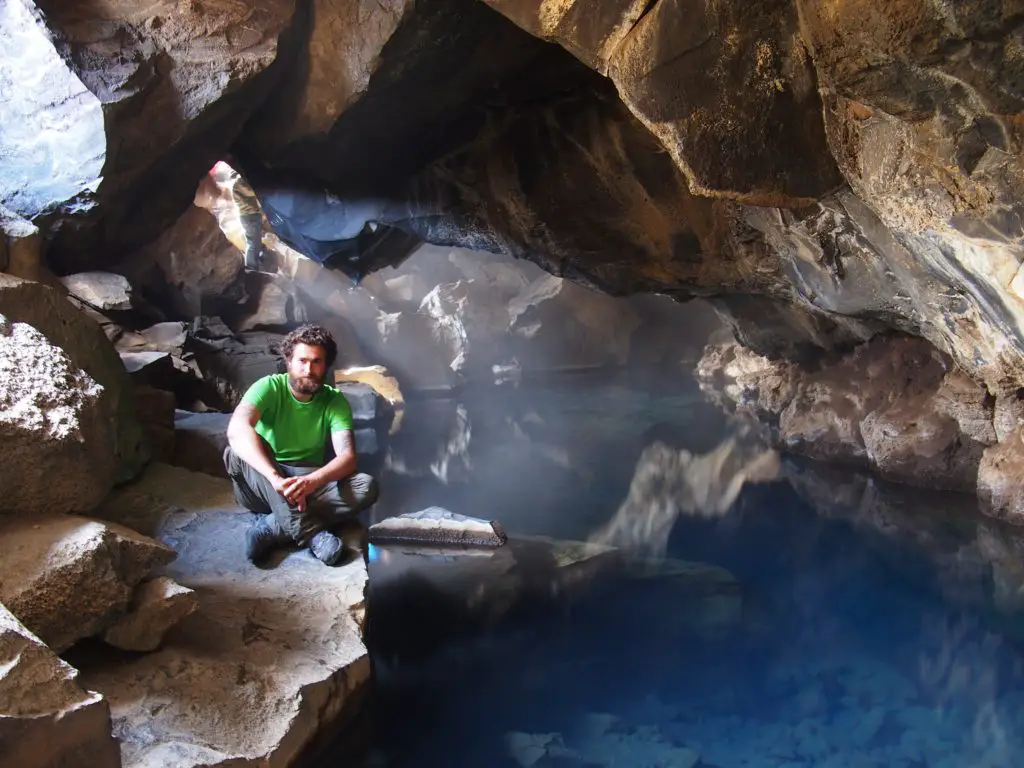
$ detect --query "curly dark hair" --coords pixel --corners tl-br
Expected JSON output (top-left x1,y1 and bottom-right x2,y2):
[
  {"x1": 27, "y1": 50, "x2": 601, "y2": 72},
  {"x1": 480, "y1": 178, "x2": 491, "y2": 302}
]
[{"x1": 282, "y1": 324, "x2": 338, "y2": 368}]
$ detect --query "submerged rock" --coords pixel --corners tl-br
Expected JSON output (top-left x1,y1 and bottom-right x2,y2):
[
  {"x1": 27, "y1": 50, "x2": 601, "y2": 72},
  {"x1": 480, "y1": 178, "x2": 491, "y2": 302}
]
[{"x1": 367, "y1": 533, "x2": 742, "y2": 668}]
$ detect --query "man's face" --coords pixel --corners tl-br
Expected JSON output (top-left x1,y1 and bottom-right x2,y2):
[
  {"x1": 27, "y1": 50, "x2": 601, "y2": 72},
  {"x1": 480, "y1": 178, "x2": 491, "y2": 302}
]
[{"x1": 286, "y1": 342, "x2": 328, "y2": 397}]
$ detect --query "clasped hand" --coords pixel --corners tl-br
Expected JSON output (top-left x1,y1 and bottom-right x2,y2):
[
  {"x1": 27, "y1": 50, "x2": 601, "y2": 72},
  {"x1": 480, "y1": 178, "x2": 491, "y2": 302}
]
[{"x1": 273, "y1": 475, "x2": 318, "y2": 511}]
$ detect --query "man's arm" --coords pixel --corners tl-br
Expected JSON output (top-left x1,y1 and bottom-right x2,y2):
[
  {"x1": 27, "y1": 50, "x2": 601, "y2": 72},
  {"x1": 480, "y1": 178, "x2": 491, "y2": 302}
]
[
  {"x1": 308, "y1": 430, "x2": 357, "y2": 488},
  {"x1": 226, "y1": 402, "x2": 286, "y2": 491},
  {"x1": 278, "y1": 430, "x2": 356, "y2": 511}
]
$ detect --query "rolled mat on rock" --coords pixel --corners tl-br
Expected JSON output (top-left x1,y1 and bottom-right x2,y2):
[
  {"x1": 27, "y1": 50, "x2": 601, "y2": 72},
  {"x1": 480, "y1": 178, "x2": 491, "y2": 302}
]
[{"x1": 368, "y1": 507, "x2": 507, "y2": 548}]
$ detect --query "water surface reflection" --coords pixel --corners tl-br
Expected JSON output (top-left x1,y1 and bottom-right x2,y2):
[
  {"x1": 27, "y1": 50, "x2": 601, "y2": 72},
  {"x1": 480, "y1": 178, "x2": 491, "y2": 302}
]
[{"x1": 325, "y1": 376, "x2": 1024, "y2": 768}]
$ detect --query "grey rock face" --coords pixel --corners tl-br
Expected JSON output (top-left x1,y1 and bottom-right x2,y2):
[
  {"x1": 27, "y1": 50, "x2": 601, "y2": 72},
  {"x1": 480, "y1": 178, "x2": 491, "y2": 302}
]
[
  {"x1": 0, "y1": 603, "x2": 120, "y2": 768},
  {"x1": 0, "y1": 514, "x2": 175, "y2": 652},
  {"x1": 4, "y1": 0, "x2": 301, "y2": 273},
  {"x1": 0, "y1": 273, "x2": 148, "y2": 487},
  {"x1": 0, "y1": 320, "x2": 115, "y2": 516},
  {"x1": 82, "y1": 463, "x2": 370, "y2": 768}
]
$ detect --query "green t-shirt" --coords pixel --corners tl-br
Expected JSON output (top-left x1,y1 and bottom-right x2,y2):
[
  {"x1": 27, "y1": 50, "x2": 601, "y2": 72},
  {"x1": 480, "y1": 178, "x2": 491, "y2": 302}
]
[{"x1": 241, "y1": 374, "x2": 353, "y2": 465}]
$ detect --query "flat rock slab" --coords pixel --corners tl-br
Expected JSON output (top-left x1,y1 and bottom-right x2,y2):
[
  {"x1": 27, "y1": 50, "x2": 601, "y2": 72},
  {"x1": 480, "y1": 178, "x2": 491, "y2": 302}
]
[
  {"x1": 59, "y1": 271, "x2": 133, "y2": 312},
  {"x1": 369, "y1": 506, "x2": 508, "y2": 548},
  {"x1": 82, "y1": 464, "x2": 371, "y2": 768}
]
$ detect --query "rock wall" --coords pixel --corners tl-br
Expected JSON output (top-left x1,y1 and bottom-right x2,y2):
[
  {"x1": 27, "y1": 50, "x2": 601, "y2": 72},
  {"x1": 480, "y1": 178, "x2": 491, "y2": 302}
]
[
  {"x1": 4, "y1": 0, "x2": 1024, "y2": 494},
  {"x1": 696, "y1": 335, "x2": 1024, "y2": 523}
]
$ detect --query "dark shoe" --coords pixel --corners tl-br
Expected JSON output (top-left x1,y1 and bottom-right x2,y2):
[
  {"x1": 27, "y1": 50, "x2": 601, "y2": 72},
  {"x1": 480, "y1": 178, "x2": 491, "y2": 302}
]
[
  {"x1": 246, "y1": 515, "x2": 279, "y2": 564},
  {"x1": 309, "y1": 531, "x2": 345, "y2": 566}
]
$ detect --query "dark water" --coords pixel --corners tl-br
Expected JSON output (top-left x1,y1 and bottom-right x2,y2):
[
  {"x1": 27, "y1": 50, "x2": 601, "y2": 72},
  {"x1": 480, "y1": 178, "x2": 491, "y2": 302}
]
[{"x1": 325, "y1": 375, "x2": 1024, "y2": 768}]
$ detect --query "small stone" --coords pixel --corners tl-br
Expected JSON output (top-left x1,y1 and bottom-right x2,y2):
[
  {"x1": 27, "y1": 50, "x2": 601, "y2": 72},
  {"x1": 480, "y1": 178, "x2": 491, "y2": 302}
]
[
  {"x1": 0, "y1": 314, "x2": 9, "y2": 336},
  {"x1": 103, "y1": 576, "x2": 198, "y2": 652}
]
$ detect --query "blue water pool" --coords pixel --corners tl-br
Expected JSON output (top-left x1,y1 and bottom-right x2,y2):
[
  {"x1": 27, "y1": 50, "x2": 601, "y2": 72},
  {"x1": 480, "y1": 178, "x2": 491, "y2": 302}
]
[{"x1": 322, "y1": 377, "x2": 1024, "y2": 768}]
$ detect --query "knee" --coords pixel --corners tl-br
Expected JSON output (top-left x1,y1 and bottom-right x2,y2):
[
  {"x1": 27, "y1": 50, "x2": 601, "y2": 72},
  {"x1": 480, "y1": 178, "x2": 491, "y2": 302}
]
[{"x1": 351, "y1": 473, "x2": 380, "y2": 509}]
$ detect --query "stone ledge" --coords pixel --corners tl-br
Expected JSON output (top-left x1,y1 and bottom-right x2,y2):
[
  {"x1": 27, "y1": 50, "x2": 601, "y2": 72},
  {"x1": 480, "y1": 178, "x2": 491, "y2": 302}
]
[{"x1": 81, "y1": 464, "x2": 371, "y2": 768}]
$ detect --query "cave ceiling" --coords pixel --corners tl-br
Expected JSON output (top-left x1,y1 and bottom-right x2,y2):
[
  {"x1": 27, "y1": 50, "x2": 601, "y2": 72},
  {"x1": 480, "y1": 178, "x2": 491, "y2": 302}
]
[{"x1": 2, "y1": 0, "x2": 1024, "y2": 389}]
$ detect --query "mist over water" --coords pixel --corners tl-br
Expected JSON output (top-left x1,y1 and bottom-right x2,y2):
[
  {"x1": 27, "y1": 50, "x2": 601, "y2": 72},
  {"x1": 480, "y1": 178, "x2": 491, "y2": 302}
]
[
  {"x1": 302, "y1": 369, "x2": 1024, "y2": 768},
  {"x1": 260, "y1": 245, "x2": 1024, "y2": 768}
]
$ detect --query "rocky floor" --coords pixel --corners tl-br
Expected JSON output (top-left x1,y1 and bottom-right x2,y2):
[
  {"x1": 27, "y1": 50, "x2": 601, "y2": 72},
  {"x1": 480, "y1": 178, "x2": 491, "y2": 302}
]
[{"x1": 75, "y1": 464, "x2": 370, "y2": 768}]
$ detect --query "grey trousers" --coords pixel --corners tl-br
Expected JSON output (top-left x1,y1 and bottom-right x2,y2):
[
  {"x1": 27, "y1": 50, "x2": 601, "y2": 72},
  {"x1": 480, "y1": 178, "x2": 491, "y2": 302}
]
[
  {"x1": 223, "y1": 447, "x2": 379, "y2": 545},
  {"x1": 240, "y1": 212, "x2": 263, "y2": 269}
]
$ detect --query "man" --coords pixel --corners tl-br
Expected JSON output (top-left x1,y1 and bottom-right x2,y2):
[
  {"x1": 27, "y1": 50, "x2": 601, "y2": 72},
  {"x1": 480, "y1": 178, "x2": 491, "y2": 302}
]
[
  {"x1": 224, "y1": 324, "x2": 379, "y2": 566},
  {"x1": 204, "y1": 161, "x2": 264, "y2": 271}
]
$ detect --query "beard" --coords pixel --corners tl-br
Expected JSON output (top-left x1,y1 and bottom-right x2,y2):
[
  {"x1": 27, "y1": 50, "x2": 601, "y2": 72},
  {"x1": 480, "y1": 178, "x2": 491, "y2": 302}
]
[{"x1": 289, "y1": 372, "x2": 324, "y2": 396}]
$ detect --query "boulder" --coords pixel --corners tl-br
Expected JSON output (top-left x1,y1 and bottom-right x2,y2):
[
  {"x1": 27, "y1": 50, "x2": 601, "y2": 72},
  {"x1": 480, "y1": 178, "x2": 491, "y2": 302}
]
[
  {"x1": 59, "y1": 271, "x2": 133, "y2": 312},
  {"x1": 336, "y1": 381, "x2": 386, "y2": 425},
  {"x1": 335, "y1": 365, "x2": 403, "y2": 407},
  {"x1": 696, "y1": 341, "x2": 800, "y2": 417},
  {"x1": 103, "y1": 576, "x2": 198, "y2": 653},
  {"x1": 133, "y1": 385, "x2": 177, "y2": 463},
  {"x1": 79, "y1": 463, "x2": 371, "y2": 768},
  {"x1": 0, "y1": 603, "x2": 120, "y2": 768},
  {"x1": 0, "y1": 319, "x2": 118, "y2": 517},
  {"x1": 0, "y1": 205, "x2": 57, "y2": 286},
  {"x1": 173, "y1": 411, "x2": 232, "y2": 478},
  {"x1": 700, "y1": 335, "x2": 1001, "y2": 492},
  {"x1": 0, "y1": 273, "x2": 148, "y2": 486},
  {"x1": 979, "y1": 429, "x2": 1024, "y2": 524},
  {"x1": 336, "y1": 365, "x2": 405, "y2": 433},
  {"x1": 114, "y1": 321, "x2": 188, "y2": 355},
  {"x1": 119, "y1": 203, "x2": 248, "y2": 320},
  {"x1": 0, "y1": 514, "x2": 175, "y2": 652},
  {"x1": 234, "y1": 273, "x2": 305, "y2": 332},
  {"x1": 120, "y1": 350, "x2": 175, "y2": 389},
  {"x1": 185, "y1": 330, "x2": 285, "y2": 411}
]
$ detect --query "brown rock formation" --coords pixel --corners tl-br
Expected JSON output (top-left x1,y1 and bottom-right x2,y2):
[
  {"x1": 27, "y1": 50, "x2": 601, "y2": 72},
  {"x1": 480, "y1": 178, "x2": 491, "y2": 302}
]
[{"x1": 4, "y1": 0, "x2": 1024, "y2": 497}]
